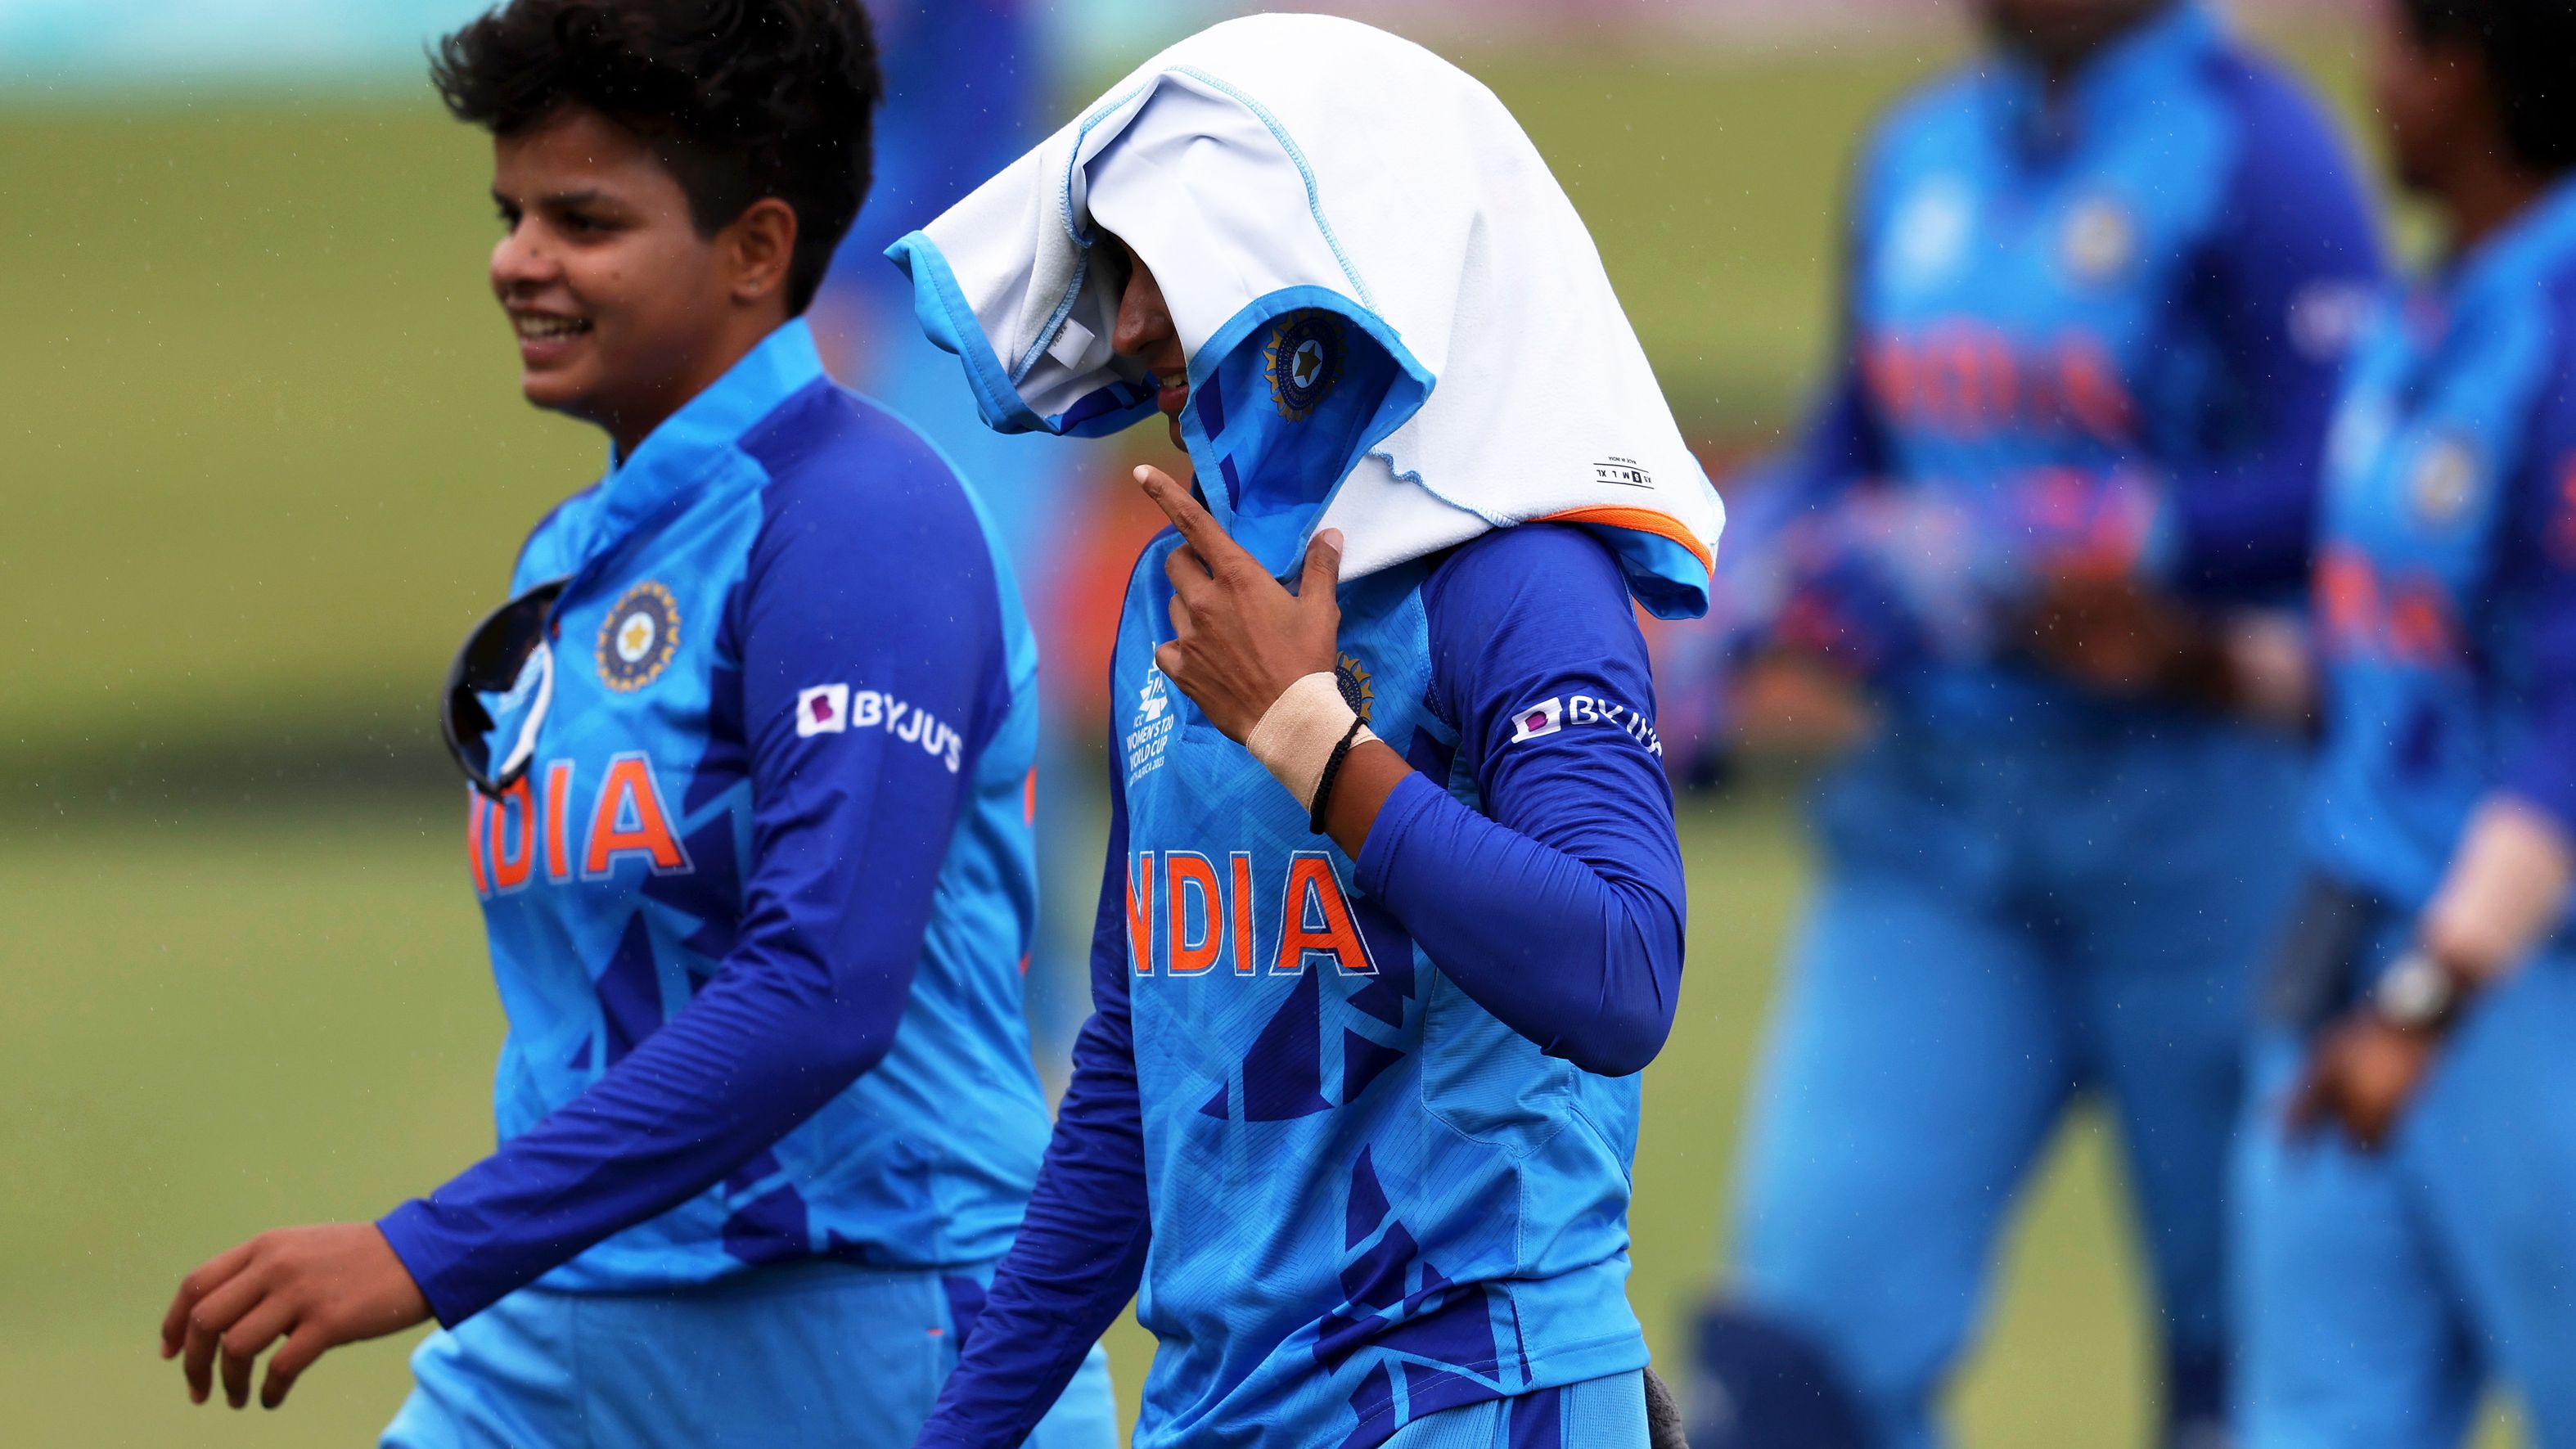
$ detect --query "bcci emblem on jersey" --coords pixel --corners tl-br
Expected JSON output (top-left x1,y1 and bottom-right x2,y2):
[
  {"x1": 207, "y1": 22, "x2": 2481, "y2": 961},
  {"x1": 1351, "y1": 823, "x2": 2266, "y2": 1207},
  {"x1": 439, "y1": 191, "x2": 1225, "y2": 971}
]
[
  {"x1": 1334, "y1": 650, "x2": 1375, "y2": 722},
  {"x1": 597, "y1": 580, "x2": 681, "y2": 692},
  {"x1": 2409, "y1": 434, "x2": 2481, "y2": 527},
  {"x1": 2061, "y1": 195, "x2": 2137, "y2": 286},
  {"x1": 1264, "y1": 311, "x2": 1343, "y2": 421}
]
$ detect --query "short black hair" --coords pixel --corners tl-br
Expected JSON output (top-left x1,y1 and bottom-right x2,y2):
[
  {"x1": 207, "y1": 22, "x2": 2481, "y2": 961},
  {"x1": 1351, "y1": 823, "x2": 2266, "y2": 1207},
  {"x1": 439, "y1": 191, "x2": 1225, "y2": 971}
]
[
  {"x1": 432, "y1": 0, "x2": 880, "y2": 313},
  {"x1": 2403, "y1": 0, "x2": 2576, "y2": 173}
]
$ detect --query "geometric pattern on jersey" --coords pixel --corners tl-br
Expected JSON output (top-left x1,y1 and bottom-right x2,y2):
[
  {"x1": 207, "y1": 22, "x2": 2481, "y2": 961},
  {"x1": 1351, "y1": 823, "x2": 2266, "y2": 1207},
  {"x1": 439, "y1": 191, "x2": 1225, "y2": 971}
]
[{"x1": 1114, "y1": 536, "x2": 1645, "y2": 1448}]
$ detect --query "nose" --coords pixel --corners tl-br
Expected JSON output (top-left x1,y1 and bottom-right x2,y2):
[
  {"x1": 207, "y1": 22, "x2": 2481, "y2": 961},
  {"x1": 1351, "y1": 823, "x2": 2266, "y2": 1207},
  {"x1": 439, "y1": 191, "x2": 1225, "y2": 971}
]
[
  {"x1": 490, "y1": 218, "x2": 560, "y2": 299},
  {"x1": 1111, "y1": 254, "x2": 1176, "y2": 365}
]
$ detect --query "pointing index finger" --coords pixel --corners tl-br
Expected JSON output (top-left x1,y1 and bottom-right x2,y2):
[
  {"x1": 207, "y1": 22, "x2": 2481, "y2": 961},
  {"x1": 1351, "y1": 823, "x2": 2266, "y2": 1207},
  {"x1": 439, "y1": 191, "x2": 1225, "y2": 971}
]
[{"x1": 1135, "y1": 466, "x2": 1250, "y2": 575}]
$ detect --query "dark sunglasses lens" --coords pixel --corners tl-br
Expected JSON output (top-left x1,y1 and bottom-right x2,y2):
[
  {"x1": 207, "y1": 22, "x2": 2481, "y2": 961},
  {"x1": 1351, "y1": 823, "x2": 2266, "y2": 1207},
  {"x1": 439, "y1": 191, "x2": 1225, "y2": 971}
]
[{"x1": 443, "y1": 579, "x2": 565, "y2": 795}]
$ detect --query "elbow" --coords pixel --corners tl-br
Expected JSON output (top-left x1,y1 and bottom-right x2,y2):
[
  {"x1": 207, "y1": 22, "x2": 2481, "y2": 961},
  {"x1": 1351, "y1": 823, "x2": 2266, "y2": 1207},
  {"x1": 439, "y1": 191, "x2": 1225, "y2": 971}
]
[
  {"x1": 1560, "y1": 1001, "x2": 1673, "y2": 1079},
  {"x1": 773, "y1": 990, "x2": 900, "y2": 1098},
  {"x1": 1556, "y1": 897, "x2": 1683, "y2": 1078}
]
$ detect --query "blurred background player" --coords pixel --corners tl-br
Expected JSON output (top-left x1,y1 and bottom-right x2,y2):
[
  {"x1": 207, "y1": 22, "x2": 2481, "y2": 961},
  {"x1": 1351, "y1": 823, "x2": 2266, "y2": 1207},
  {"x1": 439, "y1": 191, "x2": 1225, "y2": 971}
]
[
  {"x1": 2235, "y1": 0, "x2": 2576, "y2": 1440},
  {"x1": 155, "y1": 2, "x2": 1115, "y2": 1443},
  {"x1": 1688, "y1": 2, "x2": 2381, "y2": 1445}
]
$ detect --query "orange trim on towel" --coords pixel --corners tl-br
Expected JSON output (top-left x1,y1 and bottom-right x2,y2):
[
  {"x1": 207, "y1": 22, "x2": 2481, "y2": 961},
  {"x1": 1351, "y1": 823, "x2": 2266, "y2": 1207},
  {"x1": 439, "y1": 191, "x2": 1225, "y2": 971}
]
[{"x1": 1535, "y1": 505, "x2": 1715, "y2": 577}]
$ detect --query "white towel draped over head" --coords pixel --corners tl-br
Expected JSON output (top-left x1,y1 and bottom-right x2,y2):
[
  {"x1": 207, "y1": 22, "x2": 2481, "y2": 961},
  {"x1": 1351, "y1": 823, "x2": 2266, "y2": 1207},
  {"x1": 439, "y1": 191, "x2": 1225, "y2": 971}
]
[{"x1": 886, "y1": 11, "x2": 1723, "y2": 618}]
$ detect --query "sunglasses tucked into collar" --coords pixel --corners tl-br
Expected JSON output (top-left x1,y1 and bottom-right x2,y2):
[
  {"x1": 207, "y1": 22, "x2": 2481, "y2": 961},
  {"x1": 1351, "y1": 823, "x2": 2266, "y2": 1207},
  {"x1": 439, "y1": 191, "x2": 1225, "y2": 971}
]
[{"x1": 441, "y1": 577, "x2": 569, "y2": 799}]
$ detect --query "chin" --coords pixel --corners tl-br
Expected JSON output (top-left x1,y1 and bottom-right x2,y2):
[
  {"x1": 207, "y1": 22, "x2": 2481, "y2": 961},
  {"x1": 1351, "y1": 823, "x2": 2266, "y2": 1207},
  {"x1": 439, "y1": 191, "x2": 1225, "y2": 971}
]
[
  {"x1": 520, "y1": 369, "x2": 595, "y2": 418},
  {"x1": 1164, "y1": 413, "x2": 1186, "y2": 452}
]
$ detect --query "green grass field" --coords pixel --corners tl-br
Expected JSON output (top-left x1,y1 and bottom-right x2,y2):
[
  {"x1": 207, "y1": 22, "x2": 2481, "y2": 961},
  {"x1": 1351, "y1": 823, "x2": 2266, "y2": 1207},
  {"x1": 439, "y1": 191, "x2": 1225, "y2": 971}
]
[
  {"x1": 0, "y1": 796, "x2": 2182, "y2": 1447},
  {"x1": 2, "y1": 25, "x2": 2512, "y2": 1449}
]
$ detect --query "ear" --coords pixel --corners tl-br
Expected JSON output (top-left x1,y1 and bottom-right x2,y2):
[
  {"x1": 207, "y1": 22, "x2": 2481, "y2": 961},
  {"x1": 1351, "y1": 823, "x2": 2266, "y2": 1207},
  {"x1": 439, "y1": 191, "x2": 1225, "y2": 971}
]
[{"x1": 723, "y1": 197, "x2": 800, "y2": 309}]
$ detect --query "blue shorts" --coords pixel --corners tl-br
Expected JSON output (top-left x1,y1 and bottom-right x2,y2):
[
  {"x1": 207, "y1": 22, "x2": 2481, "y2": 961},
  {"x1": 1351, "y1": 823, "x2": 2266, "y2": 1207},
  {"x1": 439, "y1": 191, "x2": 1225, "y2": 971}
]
[
  {"x1": 2236, "y1": 951, "x2": 2576, "y2": 1447},
  {"x1": 381, "y1": 1258, "x2": 1117, "y2": 1449},
  {"x1": 1730, "y1": 722, "x2": 2300, "y2": 1447},
  {"x1": 1380, "y1": 1372, "x2": 1646, "y2": 1449}
]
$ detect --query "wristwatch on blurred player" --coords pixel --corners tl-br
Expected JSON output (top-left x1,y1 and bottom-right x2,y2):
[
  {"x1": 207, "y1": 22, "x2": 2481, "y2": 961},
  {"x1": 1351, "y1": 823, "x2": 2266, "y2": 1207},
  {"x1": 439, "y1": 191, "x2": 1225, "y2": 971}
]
[{"x1": 2371, "y1": 947, "x2": 2479, "y2": 1034}]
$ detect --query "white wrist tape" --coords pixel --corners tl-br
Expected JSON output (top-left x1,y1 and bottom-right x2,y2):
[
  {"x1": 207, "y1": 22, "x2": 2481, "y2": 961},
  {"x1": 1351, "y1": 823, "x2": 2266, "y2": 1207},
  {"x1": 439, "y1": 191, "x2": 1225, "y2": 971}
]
[{"x1": 1244, "y1": 671, "x2": 1374, "y2": 810}]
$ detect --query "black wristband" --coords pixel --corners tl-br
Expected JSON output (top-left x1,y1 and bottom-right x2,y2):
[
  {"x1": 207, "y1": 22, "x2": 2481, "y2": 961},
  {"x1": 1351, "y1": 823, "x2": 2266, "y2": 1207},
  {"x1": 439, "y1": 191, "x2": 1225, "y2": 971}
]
[{"x1": 1308, "y1": 716, "x2": 1369, "y2": 835}]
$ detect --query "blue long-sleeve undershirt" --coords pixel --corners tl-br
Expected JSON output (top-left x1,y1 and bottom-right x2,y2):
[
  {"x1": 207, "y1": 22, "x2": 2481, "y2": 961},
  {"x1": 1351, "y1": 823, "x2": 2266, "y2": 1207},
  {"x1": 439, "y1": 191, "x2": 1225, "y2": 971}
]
[
  {"x1": 2163, "y1": 57, "x2": 2385, "y2": 596},
  {"x1": 914, "y1": 523, "x2": 1687, "y2": 1447},
  {"x1": 1358, "y1": 524, "x2": 1690, "y2": 1078},
  {"x1": 378, "y1": 451, "x2": 1009, "y2": 1329}
]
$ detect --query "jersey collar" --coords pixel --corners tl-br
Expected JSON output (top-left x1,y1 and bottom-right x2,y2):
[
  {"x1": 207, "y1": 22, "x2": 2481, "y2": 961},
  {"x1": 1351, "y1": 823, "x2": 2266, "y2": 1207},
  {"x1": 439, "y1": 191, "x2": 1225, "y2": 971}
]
[{"x1": 574, "y1": 318, "x2": 827, "y2": 564}]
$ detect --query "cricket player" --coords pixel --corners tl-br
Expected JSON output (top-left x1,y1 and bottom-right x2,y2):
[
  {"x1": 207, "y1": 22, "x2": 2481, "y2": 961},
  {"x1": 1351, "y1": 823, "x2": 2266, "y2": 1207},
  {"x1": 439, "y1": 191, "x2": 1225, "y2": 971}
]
[
  {"x1": 1693, "y1": 2, "x2": 2381, "y2": 1445},
  {"x1": 2236, "y1": 0, "x2": 2576, "y2": 1440},
  {"x1": 155, "y1": 2, "x2": 1113, "y2": 1442},
  {"x1": 887, "y1": 16, "x2": 1721, "y2": 1447}
]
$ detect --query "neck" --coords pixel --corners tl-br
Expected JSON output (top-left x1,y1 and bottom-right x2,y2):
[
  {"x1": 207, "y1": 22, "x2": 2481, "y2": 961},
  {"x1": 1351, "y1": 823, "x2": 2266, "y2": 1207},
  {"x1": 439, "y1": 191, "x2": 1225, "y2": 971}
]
[
  {"x1": 2440, "y1": 155, "x2": 2556, "y2": 259},
  {"x1": 2027, "y1": 0, "x2": 2173, "y2": 88},
  {"x1": 604, "y1": 306, "x2": 790, "y2": 459}
]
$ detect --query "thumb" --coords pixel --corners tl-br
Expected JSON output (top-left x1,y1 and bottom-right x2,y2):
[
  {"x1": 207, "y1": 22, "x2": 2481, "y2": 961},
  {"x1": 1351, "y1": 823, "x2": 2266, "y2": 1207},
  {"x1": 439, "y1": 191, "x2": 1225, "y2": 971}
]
[{"x1": 1302, "y1": 528, "x2": 1344, "y2": 605}]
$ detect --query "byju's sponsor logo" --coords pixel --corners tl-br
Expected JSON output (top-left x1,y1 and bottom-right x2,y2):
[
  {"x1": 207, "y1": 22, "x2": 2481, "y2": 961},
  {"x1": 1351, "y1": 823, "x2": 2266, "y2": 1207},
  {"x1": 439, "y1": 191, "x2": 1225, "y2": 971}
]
[
  {"x1": 795, "y1": 683, "x2": 849, "y2": 736},
  {"x1": 1508, "y1": 693, "x2": 1662, "y2": 756},
  {"x1": 1510, "y1": 697, "x2": 1563, "y2": 742},
  {"x1": 787, "y1": 682, "x2": 962, "y2": 771}
]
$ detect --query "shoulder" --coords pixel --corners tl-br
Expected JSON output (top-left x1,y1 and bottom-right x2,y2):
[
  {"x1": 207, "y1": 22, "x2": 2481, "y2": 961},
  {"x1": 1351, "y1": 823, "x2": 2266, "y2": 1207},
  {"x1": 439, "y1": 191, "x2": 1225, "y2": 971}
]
[
  {"x1": 1424, "y1": 524, "x2": 1636, "y2": 643},
  {"x1": 1854, "y1": 73, "x2": 1988, "y2": 196},
  {"x1": 2190, "y1": 43, "x2": 2367, "y2": 203},
  {"x1": 1876, "y1": 68, "x2": 1989, "y2": 147},
  {"x1": 738, "y1": 380, "x2": 1002, "y2": 595}
]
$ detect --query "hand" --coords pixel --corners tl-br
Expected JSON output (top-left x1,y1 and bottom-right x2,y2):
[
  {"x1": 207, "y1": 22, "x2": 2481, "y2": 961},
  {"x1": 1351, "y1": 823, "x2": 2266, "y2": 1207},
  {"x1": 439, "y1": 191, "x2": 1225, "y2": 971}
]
[
  {"x1": 2286, "y1": 1012, "x2": 2441, "y2": 1152},
  {"x1": 160, "y1": 1222, "x2": 430, "y2": 1410},
  {"x1": 1136, "y1": 465, "x2": 1343, "y2": 742},
  {"x1": 2022, "y1": 572, "x2": 2218, "y2": 700}
]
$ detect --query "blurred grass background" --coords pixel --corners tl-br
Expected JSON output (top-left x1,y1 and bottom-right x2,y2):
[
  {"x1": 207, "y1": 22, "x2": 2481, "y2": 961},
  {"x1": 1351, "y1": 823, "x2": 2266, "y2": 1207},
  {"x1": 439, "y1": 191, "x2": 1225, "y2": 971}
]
[
  {"x1": 5, "y1": 22, "x2": 2496, "y2": 1447},
  {"x1": 1, "y1": 797, "x2": 2173, "y2": 1446}
]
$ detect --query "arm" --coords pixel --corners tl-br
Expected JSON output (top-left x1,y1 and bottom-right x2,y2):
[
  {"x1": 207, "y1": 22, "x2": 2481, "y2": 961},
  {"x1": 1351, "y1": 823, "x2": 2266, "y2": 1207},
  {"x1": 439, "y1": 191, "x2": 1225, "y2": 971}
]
[
  {"x1": 2290, "y1": 357, "x2": 2576, "y2": 1150},
  {"x1": 2163, "y1": 70, "x2": 2383, "y2": 597},
  {"x1": 1134, "y1": 466, "x2": 1686, "y2": 1078},
  {"x1": 161, "y1": 475, "x2": 1007, "y2": 1405},
  {"x1": 916, "y1": 734, "x2": 1152, "y2": 1449},
  {"x1": 2413, "y1": 433, "x2": 2576, "y2": 979},
  {"x1": 1347, "y1": 527, "x2": 1687, "y2": 1077}
]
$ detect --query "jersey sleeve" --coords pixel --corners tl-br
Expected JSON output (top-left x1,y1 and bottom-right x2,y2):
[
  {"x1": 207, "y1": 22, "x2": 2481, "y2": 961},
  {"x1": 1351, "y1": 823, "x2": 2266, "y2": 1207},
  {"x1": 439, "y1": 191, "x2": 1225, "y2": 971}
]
[
  {"x1": 1354, "y1": 524, "x2": 1690, "y2": 1078},
  {"x1": 378, "y1": 464, "x2": 1010, "y2": 1327},
  {"x1": 2166, "y1": 65, "x2": 2385, "y2": 596},
  {"x1": 2498, "y1": 339, "x2": 2576, "y2": 844},
  {"x1": 916, "y1": 725, "x2": 1151, "y2": 1449}
]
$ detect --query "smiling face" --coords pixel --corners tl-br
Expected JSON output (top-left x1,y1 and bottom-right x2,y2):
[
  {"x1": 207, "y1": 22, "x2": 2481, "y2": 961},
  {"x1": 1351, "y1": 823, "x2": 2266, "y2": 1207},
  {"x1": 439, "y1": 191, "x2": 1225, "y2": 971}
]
[
  {"x1": 488, "y1": 104, "x2": 793, "y2": 452},
  {"x1": 1104, "y1": 235, "x2": 1191, "y2": 453}
]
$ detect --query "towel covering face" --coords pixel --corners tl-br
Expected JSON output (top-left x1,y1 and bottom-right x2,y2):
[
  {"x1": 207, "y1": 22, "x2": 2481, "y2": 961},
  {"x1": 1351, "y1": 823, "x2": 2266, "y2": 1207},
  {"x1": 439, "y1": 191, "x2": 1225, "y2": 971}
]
[{"x1": 889, "y1": 12, "x2": 1723, "y2": 617}]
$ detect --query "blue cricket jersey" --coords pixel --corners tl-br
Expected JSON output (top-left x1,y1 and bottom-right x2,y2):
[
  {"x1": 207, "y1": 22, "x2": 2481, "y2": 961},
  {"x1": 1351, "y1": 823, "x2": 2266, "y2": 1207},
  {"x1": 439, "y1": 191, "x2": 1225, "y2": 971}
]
[
  {"x1": 2306, "y1": 179, "x2": 2576, "y2": 911},
  {"x1": 918, "y1": 520, "x2": 1689, "y2": 1449},
  {"x1": 1778, "y1": 0, "x2": 2380, "y2": 723},
  {"x1": 378, "y1": 320, "x2": 1053, "y2": 1325}
]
